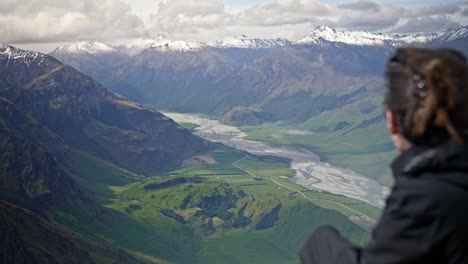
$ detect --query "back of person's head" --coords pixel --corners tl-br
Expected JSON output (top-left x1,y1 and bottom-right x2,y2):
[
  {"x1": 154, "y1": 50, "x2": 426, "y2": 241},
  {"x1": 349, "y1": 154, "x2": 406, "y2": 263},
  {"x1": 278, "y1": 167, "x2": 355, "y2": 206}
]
[{"x1": 385, "y1": 47, "x2": 468, "y2": 147}]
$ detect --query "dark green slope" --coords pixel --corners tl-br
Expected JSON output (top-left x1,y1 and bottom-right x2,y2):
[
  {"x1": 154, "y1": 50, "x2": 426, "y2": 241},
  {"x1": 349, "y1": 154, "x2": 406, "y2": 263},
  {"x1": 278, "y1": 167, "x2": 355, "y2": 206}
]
[
  {"x1": 0, "y1": 130, "x2": 84, "y2": 212},
  {"x1": 0, "y1": 201, "x2": 159, "y2": 264},
  {"x1": 0, "y1": 102, "x2": 159, "y2": 263},
  {"x1": 0, "y1": 127, "x2": 160, "y2": 264},
  {"x1": 0, "y1": 96, "x2": 85, "y2": 212}
]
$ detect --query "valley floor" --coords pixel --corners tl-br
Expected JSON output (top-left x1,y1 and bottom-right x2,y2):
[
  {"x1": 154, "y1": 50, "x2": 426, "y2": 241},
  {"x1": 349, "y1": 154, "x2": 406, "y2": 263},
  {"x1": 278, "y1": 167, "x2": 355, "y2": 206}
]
[
  {"x1": 163, "y1": 112, "x2": 390, "y2": 209},
  {"x1": 54, "y1": 145, "x2": 376, "y2": 264}
]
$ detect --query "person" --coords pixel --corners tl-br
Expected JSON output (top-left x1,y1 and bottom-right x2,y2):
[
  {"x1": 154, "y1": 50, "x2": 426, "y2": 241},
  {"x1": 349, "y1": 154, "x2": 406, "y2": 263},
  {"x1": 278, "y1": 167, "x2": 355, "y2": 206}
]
[{"x1": 300, "y1": 47, "x2": 468, "y2": 264}]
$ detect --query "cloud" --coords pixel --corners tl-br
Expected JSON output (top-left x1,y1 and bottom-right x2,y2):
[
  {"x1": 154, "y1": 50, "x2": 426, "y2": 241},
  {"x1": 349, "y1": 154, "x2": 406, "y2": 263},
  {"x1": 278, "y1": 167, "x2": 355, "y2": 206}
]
[
  {"x1": 406, "y1": 4, "x2": 461, "y2": 17},
  {"x1": 0, "y1": 0, "x2": 147, "y2": 44},
  {"x1": 148, "y1": 0, "x2": 226, "y2": 35},
  {"x1": 2, "y1": 0, "x2": 467, "y2": 45},
  {"x1": 337, "y1": 4, "x2": 403, "y2": 31},
  {"x1": 233, "y1": 0, "x2": 332, "y2": 27},
  {"x1": 338, "y1": 0, "x2": 380, "y2": 12},
  {"x1": 393, "y1": 15, "x2": 462, "y2": 33},
  {"x1": 146, "y1": 0, "x2": 468, "y2": 41},
  {"x1": 462, "y1": 8, "x2": 468, "y2": 17}
]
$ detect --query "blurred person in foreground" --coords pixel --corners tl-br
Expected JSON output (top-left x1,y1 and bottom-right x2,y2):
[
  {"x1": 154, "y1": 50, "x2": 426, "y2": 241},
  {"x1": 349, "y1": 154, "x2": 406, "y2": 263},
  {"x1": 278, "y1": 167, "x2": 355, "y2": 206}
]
[{"x1": 300, "y1": 48, "x2": 468, "y2": 264}]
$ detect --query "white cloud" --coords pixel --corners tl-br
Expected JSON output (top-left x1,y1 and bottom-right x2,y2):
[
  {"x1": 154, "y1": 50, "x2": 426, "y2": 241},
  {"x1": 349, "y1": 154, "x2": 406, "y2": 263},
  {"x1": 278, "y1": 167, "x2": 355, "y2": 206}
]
[
  {"x1": 406, "y1": 4, "x2": 461, "y2": 17},
  {"x1": 462, "y1": 7, "x2": 468, "y2": 17},
  {"x1": 337, "y1": 4, "x2": 404, "y2": 31},
  {"x1": 1, "y1": 0, "x2": 467, "y2": 45},
  {"x1": 233, "y1": 0, "x2": 332, "y2": 27},
  {"x1": 393, "y1": 15, "x2": 462, "y2": 33},
  {"x1": 148, "y1": 0, "x2": 226, "y2": 35},
  {"x1": 0, "y1": 0, "x2": 147, "y2": 44},
  {"x1": 338, "y1": 0, "x2": 380, "y2": 12}
]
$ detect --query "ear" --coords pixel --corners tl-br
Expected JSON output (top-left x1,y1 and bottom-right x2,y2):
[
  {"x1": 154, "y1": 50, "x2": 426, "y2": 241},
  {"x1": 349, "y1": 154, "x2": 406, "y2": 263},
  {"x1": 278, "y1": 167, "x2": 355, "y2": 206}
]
[{"x1": 386, "y1": 109, "x2": 399, "y2": 135}]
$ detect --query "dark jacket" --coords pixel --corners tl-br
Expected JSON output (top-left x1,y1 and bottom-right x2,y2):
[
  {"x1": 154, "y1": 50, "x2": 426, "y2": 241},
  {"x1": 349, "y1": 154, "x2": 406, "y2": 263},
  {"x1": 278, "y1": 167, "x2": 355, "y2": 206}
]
[{"x1": 300, "y1": 140, "x2": 468, "y2": 264}]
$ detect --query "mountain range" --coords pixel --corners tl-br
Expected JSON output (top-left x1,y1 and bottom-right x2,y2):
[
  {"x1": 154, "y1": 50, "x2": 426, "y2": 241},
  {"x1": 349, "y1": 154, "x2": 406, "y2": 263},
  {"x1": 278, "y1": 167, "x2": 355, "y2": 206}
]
[{"x1": 49, "y1": 25, "x2": 468, "y2": 125}]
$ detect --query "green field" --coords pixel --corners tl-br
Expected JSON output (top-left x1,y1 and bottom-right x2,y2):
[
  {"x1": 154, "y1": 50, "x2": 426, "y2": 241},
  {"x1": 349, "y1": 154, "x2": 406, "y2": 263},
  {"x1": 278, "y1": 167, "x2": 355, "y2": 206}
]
[
  {"x1": 239, "y1": 96, "x2": 397, "y2": 187},
  {"x1": 52, "y1": 147, "x2": 376, "y2": 264}
]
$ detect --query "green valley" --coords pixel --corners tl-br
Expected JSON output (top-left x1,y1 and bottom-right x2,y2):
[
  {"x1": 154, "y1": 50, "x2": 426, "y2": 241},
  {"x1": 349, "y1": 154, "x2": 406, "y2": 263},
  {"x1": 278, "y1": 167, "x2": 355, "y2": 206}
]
[
  {"x1": 52, "y1": 147, "x2": 374, "y2": 264},
  {"x1": 239, "y1": 95, "x2": 397, "y2": 187}
]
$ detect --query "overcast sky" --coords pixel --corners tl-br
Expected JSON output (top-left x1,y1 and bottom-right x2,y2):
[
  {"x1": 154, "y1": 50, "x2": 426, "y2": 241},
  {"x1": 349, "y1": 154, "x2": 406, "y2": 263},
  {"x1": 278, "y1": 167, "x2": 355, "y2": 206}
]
[{"x1": 2, "y1": 0, "x2": 467, "y2": 52}]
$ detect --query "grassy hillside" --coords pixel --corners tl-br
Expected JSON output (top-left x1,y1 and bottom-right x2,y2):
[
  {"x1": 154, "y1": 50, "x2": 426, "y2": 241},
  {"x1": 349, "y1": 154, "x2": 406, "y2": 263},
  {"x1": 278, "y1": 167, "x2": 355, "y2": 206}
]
[
  {"x1": 52, "y1": 147, "x2": 374, "y2": 264},
  {"x1": 240, "y1": 95, "x2": 397, "y2": 187},
  {"x1": 0, "y1": 201, "x2": 159, "y2": 264}
]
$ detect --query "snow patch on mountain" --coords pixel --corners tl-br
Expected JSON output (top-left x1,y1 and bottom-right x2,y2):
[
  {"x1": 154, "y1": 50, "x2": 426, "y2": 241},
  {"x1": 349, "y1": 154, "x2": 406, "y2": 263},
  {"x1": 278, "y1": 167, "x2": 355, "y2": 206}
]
[
  {"x1": 149, "y1": 40, "x2": 206, "y2": 53},
  {"x1": 52, "y1": 41, "x2": 117, "y2": 55},
  {"x1": 297, "y1": 26, "x2": 393, "y2": 46},
  {"x1": 210, "y1": 35, "x2": 291, "y2": 49},
  {"x1": 432, "y1": 26, "x2": 468, "y2": 43},
  {"x1": 0, "y1": 44, "x2": 47, "y2": 67},
  {"x1": 392, "y1": 33, "x2": 436, "y2": 44},
  {"x1": 296, "y1": 26, "x2": 437, "y2": 46},
  {"x1": 117, "y1": 35, "x2": 206, "y2": 54}
]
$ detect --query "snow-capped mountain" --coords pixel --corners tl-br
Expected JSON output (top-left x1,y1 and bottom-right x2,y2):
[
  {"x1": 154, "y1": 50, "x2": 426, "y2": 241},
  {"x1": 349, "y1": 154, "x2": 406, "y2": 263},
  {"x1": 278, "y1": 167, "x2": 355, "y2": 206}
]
[
  {"x1": 428, "y1": 26, "x2": 468, "y2": 56},
  {"x1": 296, "y1": 25, "x2": 437, "y2": 46},
  {"x1": 116, "y1": 35, "x2": 206, "y2": 55},
  {"x1": 49, "y1": 42, "x2": 128, "y2": 81},
  {"x1": 210, "y1": 35, "x2": 291, "y2": 49},
  {"x1": 0, "y1": 44, "x2": 48, "y2": 67},
  {"x1": 148, "y1": 40, "x2": 206, "y2": 53},
  {"x1": 432, "y1": 26, "x2": 468, "y2": 43},
  {"x1": 392, "y1": 32, "x2": 441, "y2": 44},
  {"x1": 52, "y1": 41, "x2": 117, "y2": 55},
  {"x1": 296, "y1": 26, "x2": 393, "y2": 46},
  {"x1": 49, "y1": 25, "x2": 468, "y2": 58},
  {"x1": 40, "y1": 24, "x2": 467, "y2": 129},
  {"x1": 114, "y1": 36, "x2": 167, "y2": 55}
]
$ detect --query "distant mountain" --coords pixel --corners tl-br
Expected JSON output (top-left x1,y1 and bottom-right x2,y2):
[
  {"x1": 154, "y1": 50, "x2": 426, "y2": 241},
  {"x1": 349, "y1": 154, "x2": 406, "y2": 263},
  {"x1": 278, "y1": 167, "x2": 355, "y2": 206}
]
[
  {"x1": 50, "y1": 41, "x2": 128, "y2": 80},
  {"x1": 429, "y1": 26, "x2": 468, "y2": 56},
  {"x1": 52, "y1": 41, "x2": 118, "y2": 55},
  {"x1": 100, "y1": 46, "x2": 243, "y2": 114},
  {"x1": 210, "y1": 35, "x2": 291, "y2": 49},
  {"x1": 47, "y1": 25, "x2": 468, "y2": 124},
  {"x1": 1, "y1": 44, "x2": 210, "y2": 175},
  {"x1": 80, "y1": 29, "x2": 389, "y2": 122},
  {"x1": 114, "y1": 34, "x2": 207, "y2": 55},
  {"x1": 296, "y1": 25, "x2": 433, "y2": 46}
]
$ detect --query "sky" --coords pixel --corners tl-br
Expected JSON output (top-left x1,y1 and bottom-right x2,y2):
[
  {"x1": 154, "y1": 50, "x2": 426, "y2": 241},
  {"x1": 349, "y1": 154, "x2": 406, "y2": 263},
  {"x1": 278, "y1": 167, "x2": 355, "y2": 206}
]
[{"x1": 2, "y1": 0, "x2": 467, "y2": 52}]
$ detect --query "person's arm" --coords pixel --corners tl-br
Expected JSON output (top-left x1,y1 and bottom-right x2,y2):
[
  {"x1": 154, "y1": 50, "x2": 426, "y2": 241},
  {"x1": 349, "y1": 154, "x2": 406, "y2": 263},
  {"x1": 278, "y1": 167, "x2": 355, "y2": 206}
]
[{"x1": 300, "y1": 186, "x2": 441, "y2": 264}]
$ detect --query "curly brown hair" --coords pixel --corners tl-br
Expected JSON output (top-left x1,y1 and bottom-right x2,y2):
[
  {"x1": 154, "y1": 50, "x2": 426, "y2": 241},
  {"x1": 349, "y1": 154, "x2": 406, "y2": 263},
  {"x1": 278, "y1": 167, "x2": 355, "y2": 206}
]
[{"x1": 385, "y1": 47, "x2": 468, "y2": 146}]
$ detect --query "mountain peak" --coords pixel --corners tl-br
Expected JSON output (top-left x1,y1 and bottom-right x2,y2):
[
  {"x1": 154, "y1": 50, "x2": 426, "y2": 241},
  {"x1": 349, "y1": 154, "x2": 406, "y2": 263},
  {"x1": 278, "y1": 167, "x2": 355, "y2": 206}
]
[
  {"x1": 297, "y1": 26, "x2": 393, "y2": 46},
  {"x1": 0, "y1": 45, "x2": 47, "y2": 66},
  {"x1": 52, "y1": 41, "x2": 117, "y2": 55},
  {"x1": 149, "y1": 40, "x2": 206, "y2": 52},
  {"x1": 117, "y1": 38, "x2": 205, "y2": 55},
  {"x1": 433, "y1": 25, "x2": 468, "y2": 43},
  {"x1": 211, "y1": 36, "x2": 291, "y2": 49}
]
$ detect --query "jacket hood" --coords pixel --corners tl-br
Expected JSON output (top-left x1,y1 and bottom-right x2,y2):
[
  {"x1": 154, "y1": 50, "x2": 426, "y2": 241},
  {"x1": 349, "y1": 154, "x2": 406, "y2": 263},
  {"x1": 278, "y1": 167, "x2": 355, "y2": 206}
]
[{"x1": 392, "y1": 139, "x2": 468, "y2": 189}]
